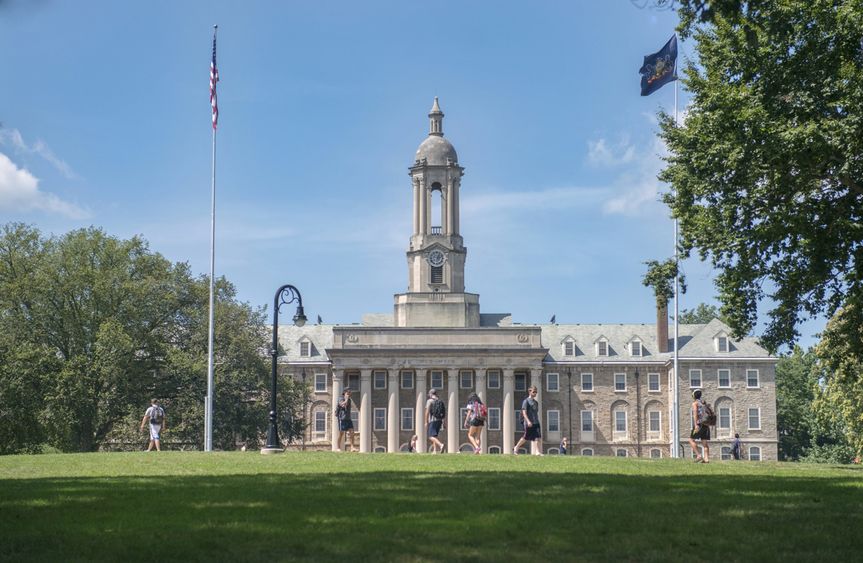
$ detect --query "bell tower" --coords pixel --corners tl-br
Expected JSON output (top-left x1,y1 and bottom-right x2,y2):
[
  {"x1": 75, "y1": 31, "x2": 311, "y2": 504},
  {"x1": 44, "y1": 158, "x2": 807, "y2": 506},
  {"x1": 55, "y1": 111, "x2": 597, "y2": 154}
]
[{"x1": 394, "y1": 98, "x2": 480, "y2": 327}]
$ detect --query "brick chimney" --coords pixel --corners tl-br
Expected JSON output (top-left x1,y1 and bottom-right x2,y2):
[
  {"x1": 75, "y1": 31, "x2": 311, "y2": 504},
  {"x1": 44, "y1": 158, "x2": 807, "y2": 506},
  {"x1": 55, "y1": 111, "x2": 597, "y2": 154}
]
[{"x1": 657, "y1": 299, "x2": 669, "y2": 353}]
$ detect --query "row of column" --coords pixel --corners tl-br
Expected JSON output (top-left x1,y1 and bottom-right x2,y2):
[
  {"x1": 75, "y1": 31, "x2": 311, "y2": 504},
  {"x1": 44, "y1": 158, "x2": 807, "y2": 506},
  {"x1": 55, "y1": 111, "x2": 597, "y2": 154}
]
[{"x1": 331, "y1": 367, "x2": 542, "y2": 454}]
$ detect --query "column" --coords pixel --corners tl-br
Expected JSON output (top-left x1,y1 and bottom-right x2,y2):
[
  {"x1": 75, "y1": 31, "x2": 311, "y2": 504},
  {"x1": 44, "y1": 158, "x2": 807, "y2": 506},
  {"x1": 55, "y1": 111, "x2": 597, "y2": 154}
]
[
  {"x1": 503, "y1": 369, "x2": 514, "y2": 454},
  {"x1": 531, "y1": 368, "x2": 543, "y2": 455},
  {"x1": 476, "y1": 368, "x2": 487, "y2": 454},
  {"x1": 331, "y1": 370, "x2": 344, "y2": 452},
  {"x1": 418, "y1": 179, "x2": 427, "y2": 234},
  {"x1": 360, "y1": 369, "x2": 372, "y2": 453},
  {"x1": 446, "y1": 181, "x2": 454, "y2": 235},
  {"x1": 453, "y1": 179, "x2": 460, "y2": 235},
  {"x1": 412, "y1": 179, "x2": 420, "y2": 235},
  {"x1": 447, "y1": 370, "x2": 459, "y2": 453},
  {"x1": 415, "y1": 369, "x2": 427, "y2": 453},
  {"x1": 387, "y1": 369, "x2": 399, "y2": 453}
]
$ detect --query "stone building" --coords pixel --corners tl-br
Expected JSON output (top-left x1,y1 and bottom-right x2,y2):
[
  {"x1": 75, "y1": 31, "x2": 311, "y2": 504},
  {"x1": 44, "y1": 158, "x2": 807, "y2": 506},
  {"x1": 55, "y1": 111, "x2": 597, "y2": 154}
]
[{"x1": 277, "y1": 99, "x2": 778, "y2": 460}]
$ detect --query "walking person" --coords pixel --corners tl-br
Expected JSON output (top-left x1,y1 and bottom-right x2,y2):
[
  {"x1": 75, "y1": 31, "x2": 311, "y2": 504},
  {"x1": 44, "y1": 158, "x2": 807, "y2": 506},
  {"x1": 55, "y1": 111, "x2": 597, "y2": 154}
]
[
  {"x1": 513, "y1": 386, "x2": 542, "y2": 456},
  {"x1": 731, "y1": 433, "x2": 742, "y2": 460},
  {"x1": 463, "y1": 392, "x2": 487, "y2": 454},
  {"x1": 336, "y1": 389, "x2": 357, "y2": 452},
  {"x1": 560, "y1": 437, "x2": 568, "y2": 455},
  {"x1": 140, "y1": 398, "x2": 166, "y2": 452},
  {"x1": 408, "y1": 434, "x2": 418, "y2": 453},
  {"x1": 688, "y1": 389, "x2": 712, "y2": 463},
  {"x1": 425, "y1": 389, "x2": 446, "y2": 453}
]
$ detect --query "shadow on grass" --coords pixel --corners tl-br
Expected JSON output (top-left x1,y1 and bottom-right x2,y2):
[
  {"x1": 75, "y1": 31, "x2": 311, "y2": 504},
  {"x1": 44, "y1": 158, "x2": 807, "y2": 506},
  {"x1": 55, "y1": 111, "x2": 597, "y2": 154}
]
[{"x1": 1, "y1": 470, "x2": 861, "y2": 562}]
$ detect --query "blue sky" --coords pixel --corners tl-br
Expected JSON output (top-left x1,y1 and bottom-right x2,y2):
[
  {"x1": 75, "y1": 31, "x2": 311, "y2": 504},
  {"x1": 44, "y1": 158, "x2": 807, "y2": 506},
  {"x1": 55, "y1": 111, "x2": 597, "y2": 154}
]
[{"x1": 0, "y1": 1, "x2": 824, "y2": 350}]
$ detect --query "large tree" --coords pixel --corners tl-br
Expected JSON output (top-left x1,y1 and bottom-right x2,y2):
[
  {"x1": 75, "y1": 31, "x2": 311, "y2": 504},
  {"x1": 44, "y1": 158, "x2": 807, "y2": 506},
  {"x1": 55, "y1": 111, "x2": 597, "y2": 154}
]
[
  {"x1": 0, "y1": 223, "x2": 293, "y2": 453},
  {"x1": 659, "y1": 1, "x2": 863, "y2": 356}
]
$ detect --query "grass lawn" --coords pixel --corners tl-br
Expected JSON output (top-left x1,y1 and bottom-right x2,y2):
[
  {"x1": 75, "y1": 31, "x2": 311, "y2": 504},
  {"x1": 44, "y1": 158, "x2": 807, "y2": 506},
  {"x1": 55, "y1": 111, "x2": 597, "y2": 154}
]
[{"x1": 1, "y1": 452, "x2": 861, "y2": 562}]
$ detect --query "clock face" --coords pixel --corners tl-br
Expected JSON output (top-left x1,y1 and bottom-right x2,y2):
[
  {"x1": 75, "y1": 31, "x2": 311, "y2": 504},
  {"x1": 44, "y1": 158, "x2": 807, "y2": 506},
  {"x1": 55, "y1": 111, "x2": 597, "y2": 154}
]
[{"x1": 427, "y1": 249, "x2": 445, "y2": 267}]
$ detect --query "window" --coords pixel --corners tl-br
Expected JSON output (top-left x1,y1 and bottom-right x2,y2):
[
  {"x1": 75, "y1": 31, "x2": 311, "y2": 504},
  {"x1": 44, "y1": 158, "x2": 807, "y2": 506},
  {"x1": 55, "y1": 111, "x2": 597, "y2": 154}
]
[
  {"x1": 401, "y1": 408, "x2": 414, "y2": 431},
  {"x1": 581, "y1": 448, "x2": 594, "y2": 456},
  {"x1": 547, "y1": 448, "x2": 560, "y2": 455},
  {"x1": 648, "y1": 372, "x2": 660, "y2": 392},
  {"x1": 597, "y1": 340, "x2": 608, "y2": 356},
  {"x1": 581, "y1": 373, "x2": 593, "y2": 392},
  {"x1": 373, "y1": 408, "x2": 386, "y2": 431},
  {"x1": 546, "y1": 373, "x2": 559, "y2": 392},
  {"x1": 746, "y1": 369, "x2": 760, "y2": 388},
  {"x1": 347, "y1": 373, "x2": 359, "y2": 391},
  {"x1": 581, "y1": 409, "x2": 594, "y2": 432},
  {"x1": 649, "y1": 411, "x2": 661, "y2": 433},
  {"x1": 488, "y1": 408, "x2": 501, "y2": 430},
  {"x1": 488, "y1": 446, "x2": 501, "y2": 454},
  {"x1": 614, "y1": 373, "x2": 626, "y2": 392},
  {"x1": 615, "y1": 411, "x2": 627, "y2": 433},
  {"x1": 430, "y1": 265, "x2": 443, "y2": 284},
  {"x1": 314, "y1": 373, "x2": 327, "y2": 393},
  {"x1": 314, "y1": 411, "x2": 326, "y2": 438},
  {"x1": 460, "y1": 408, "x2": 468, "y2": 425},
  {"x1": 487, "y1": 370, "x2": 501, "y2": 389},
  {"x1": 749, "y1": 446, "x2": 762, "y2": 461},
  {"x1": 717, "y1": 336, "x2": 729, "y2": 352},
  {"x1": 401, "y1": 371, "x2": 414, "y2": 389},
  {"x1": 721, "y1": 446, "x2": 732, "y2": 461},
  {"x1": 630, "y1": 340, "x2": 642, "y2": 357},
  {"x1": 650, "y1": 448, "x2": 662, "y2": 459},
  {"x1": 616, "y1": 449, "x2": 628, "y2": 457},
  {"x1": 374, "y1": 446, "x2": 386, "y2": 453},
  {"x1": 718, "y1": 369, "x2": 731, "y2": 388},
  {"x1": 350, "y1": 410, "x2": 358, "y2": 430},
  {"x1": 564, "y1": 340, "x2": 575, "y2": 356},
  {"x1": 299, "y1": 341, "x2": 311, "y2": 357},
  {"x1": 719, "y1": 407, "x2": 731, "y2": 430},
  {"x1": 690, "y1": 369, "x2": 702, "y2": 388},
  {"x1": 547, "y1": 410, "x2": 560, "y2": 432},
  {"x1": 515, "y1": 373, "x2": 527, "y2": 392},
  {"x1": 460, "y1": 370, "x2": 473, "y2": 389},
  {"x1": 748, "y1": 408, "x2": 761, "y2": 430},
  {"x1": 515, "y1": 410, "x2": 524, "y2": 431},
  {"x1": 374, "y1": 370, "x2": 386, "y2": 389},
  {"x1": 430, "y1": 370, "x2": 443, "y2": 390}
]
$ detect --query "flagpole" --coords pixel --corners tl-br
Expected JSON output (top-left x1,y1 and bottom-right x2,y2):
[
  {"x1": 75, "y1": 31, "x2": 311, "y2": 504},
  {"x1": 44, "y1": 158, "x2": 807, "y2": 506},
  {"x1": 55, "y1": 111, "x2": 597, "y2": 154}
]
[
  {"x1": 671, "y1": 75, "x2": 680, "y2": 459},
  {"x1": 205, "y1": 24, "x2": 218, "y2": 452}
]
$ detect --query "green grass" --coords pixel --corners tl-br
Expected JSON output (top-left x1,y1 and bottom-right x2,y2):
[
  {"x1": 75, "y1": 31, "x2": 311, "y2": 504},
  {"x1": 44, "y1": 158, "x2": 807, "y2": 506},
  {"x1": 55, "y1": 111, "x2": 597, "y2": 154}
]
[{"x1": 1, "y1": 453, "x2": 861, "y2": 562}]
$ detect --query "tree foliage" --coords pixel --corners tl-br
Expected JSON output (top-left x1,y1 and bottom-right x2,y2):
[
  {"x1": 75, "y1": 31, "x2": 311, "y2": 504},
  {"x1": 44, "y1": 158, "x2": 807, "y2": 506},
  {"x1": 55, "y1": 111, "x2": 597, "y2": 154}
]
[
  {"x1": 0, "y1": 223, "x2": 295, "y2": 454},
  {"x1": 642, "y1": 258, "x2": 686, "y2": 307},
  {"x1": 678, "y1": 302, "x2": 723, "y2": 324},
  {"x1": 659, "y1": 0, "x2": 863, "y2": 356}
]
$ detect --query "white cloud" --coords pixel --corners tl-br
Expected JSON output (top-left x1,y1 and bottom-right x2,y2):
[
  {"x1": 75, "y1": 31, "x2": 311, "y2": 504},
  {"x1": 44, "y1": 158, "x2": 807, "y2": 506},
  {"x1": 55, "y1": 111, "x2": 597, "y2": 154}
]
[
  {"x1": 595, "y1": 136, "x2": 669, "y2": 217},
  {"x1": 0, "y1": 152, "x2": 89, "y2": 218},
  {"x1": 0, "y1": 128, "x2": 78, "y2": 179},
  {"x1": 586, "y1": 137, "x2": 637, "y2": 167},
  {"x1": 461, "y1": 185, "x2": 605, "y2": 216}
]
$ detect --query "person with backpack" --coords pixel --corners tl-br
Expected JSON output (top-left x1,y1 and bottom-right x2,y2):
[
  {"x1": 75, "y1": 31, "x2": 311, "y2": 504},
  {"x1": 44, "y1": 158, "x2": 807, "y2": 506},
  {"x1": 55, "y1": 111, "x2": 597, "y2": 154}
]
[
  {"x1": 731, "y1": 433, "x2": 742, "y2": 460},
  {"x1": 140, "y1": 398, "x2": 166, "y2": 452},
  {"x1": 463, "y1": 392, "x2": 487, "y2": 454},
  {"x1": 688, "y1": 389, "x2": 712, "y2": 463},
  {"x1": 336, "y1": 389, "x2": 357, "y2": 452},
  {"x1": 425, "y1": 388, "x2": 446, "y2": 453},
  {"x1": 513, "y1": 386, "x2": 543, "y2": 456}
]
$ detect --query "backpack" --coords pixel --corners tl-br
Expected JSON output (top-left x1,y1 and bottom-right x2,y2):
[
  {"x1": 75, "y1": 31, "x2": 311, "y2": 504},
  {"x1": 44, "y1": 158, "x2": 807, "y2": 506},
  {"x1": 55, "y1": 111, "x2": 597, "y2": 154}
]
[
  {"x1": 150, "y1": 406, "x2": 164, "y2": 425},
  {"x1": 699, "y1": 401, "x2": 717, "y2": 426},
  {"x1": 430, "y1": 398, "x2": 446, "y2": 420},
  {"x1": 472, "y1": 400, "x2": 488, "y2": 423}
]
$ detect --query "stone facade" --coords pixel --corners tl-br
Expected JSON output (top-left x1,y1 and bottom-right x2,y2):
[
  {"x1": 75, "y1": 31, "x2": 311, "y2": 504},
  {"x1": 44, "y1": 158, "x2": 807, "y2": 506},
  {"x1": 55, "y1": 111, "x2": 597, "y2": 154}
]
[{"x1": 277, "y1": 100, "x2": 778, "y2": 460}]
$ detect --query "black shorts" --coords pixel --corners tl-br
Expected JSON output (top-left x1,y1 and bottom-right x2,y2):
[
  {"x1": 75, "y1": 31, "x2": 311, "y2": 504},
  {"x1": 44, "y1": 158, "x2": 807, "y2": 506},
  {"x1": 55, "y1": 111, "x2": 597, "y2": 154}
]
[
  {"x1": 428, "y1": 419, "x2": 443, "y2": 438},
  {"x1": 469, "y1": 419, "x2": 484, "y2": 427},
  {"x1": 691, "y1": 424, "x2": 710, "y2": 441},
  {"x1": 523, "y1": 423, "x2": 541, "y2": 441},
  {"x1": 339, "y1": 419, "x2": 354, "y2": 432}
]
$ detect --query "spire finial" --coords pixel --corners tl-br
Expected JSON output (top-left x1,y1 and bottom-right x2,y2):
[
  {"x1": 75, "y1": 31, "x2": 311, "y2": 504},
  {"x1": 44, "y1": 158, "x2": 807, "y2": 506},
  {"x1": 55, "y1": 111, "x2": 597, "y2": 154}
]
[{"x1": 428, "y1": 97, "x2": 444, "y2": 136}]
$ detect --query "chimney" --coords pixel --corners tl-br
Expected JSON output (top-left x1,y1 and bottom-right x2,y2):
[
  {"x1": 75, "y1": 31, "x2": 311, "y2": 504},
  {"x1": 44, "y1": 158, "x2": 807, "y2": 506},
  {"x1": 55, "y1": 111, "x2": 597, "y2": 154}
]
[{"x1": 657, "y1": 298, "x2": 669, "y2": 353}]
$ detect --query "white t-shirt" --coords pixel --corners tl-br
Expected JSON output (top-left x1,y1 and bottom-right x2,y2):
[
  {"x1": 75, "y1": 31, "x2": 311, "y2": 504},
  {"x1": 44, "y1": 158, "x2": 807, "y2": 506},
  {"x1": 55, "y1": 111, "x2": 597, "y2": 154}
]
[{"x1": 146, "y1": 405, "x2": 164, "y2": 425}]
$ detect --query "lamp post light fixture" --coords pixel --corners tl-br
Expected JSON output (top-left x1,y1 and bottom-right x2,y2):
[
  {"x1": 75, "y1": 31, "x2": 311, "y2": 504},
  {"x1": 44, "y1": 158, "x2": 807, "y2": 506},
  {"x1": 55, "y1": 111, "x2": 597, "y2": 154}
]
[{"x1": 262, "y1": 284, "x2": 307, "y2": 455}]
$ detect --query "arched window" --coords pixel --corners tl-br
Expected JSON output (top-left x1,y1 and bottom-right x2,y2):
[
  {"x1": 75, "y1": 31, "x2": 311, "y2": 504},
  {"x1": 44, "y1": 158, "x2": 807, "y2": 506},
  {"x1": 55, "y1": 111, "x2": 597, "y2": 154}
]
[
  {"x1": 488, "y1": 446, "x2": 501, "y2": 454},
  {"x1": 581, "y1": 448, "x2": 594, "y2": 456},
  {"x1": 374, "y1": 446, "x2": 386, "y2": 453},
  {"x1": 430, "y1": 182, "x2": 443, "y2": 234},
  {"x1": 749, "y1": 446, "x2": 762, "y2": 461},
  {"x1": 650, "y1": 448, "x2": 662, "y2": 458},
  {"x1": 459, "y1": 443, "x2": 475, "y2": 453}
]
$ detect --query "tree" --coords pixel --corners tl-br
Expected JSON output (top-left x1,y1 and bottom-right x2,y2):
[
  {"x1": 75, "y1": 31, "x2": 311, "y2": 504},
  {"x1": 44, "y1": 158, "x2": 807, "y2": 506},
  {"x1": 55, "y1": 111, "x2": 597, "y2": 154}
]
[
  {"x1": 678, "y1": 303, "x2": 722, "y2": 324},
  {"x1": 775, "y1": 346, "x2": 817, "y2": 461},
  {"x1": 659, "y1": 1, "x2": 863, "y2": 357},
  {"x1": 0, "y1": 223, "x2": 293, "y2": 453}
]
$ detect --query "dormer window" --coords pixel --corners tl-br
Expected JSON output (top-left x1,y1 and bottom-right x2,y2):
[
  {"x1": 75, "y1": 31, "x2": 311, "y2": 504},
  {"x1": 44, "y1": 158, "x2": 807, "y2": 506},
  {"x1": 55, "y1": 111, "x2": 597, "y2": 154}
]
[
  {"x1": 299, "y1": 340, "x2": 311, "y2": 357},
  {"x1": 563, "y1": 338, "x2": 576, "y2": 357},
  {"x1": 715, "y1": 333, "x2": 729, "y2": 352},
  {"x1": 596, "y1": 339, "x2": 608, "y2": 357},
  {"x1": 630, "y1": 340, "x2": 642, "y2": 357}
]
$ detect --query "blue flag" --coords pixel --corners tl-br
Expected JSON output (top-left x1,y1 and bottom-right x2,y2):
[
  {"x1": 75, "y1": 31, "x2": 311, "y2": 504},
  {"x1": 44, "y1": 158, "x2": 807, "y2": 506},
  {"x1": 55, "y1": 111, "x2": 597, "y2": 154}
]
[{"x1": 639, "y1": 35, "x2": 677, "y2": 96}]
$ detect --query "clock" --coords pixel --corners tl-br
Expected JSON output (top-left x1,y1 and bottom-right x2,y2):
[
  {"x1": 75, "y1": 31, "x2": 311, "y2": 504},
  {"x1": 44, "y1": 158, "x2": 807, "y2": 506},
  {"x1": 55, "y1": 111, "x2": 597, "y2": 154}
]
[{"x1": 426, "y1": 249, "x2": 446, "y2": 267}]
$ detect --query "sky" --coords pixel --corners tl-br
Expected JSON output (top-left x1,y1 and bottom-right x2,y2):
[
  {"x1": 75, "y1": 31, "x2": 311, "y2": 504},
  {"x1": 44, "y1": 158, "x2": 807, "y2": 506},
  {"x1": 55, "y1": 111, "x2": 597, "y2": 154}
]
[{"x1": 0, "y1": 0, "x2": 825, "y2": 350}]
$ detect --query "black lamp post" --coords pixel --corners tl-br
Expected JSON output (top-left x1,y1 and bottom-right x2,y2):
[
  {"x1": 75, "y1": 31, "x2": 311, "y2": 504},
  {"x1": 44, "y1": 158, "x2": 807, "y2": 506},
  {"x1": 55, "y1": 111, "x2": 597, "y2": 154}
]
[{"x1": 262, "y1": 284, "x2": 307, "y2": 454}]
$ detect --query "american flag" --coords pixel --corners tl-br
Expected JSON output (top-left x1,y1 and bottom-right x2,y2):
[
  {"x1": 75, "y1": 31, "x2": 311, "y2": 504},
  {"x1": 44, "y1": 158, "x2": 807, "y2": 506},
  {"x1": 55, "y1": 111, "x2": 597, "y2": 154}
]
[{"x1": 210, "y1": 28, "x2": 219, "y2": 129}]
